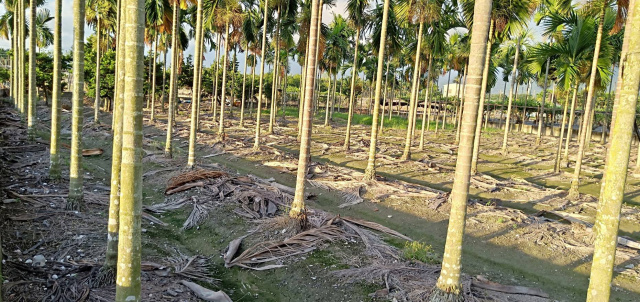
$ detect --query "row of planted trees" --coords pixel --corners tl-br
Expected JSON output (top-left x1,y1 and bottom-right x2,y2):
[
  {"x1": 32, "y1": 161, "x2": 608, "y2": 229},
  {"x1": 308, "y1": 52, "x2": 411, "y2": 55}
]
[{"x1": 6, "y1": 0, "x2": 640, "y2": 299}]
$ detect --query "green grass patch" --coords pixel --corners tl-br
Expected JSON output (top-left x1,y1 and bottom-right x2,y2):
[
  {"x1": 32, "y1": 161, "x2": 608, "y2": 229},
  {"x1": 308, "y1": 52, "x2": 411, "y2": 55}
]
[{"x1": 402, "y1": 241, "x2": 439, "y2": 264}]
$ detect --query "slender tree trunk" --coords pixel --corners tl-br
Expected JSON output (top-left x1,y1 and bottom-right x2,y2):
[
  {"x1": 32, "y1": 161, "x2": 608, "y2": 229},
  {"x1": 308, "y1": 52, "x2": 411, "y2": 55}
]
[
  {"x1": 187, "y1": 0, "x2": 204, "y2": 168},
  {"x1": 253, "y1": 0, "x2": 269, "y2": 149},
  {"x1": 290, "y1": 0, "x2": 321, "y2": 222},
  {"x1": 164, "y1": 3, "x2": 179, "y2": 158},
  {"x1": 400, "y1": 21, "x2": 424, "y2": 161},
  {"x1": 501, "y1": 38, "x2": 520, "y2": 154},
  {"x1": 298, "y1": 34, "x2": 310, "y2": 137},
  {"x1": 150, "y1": 32, "x2": 158, "y2": 122},
  {"x1": 115, "y1": 0, "x2": 145, "y2": 297},
  {"x1": 471, "y1": 19, "x2": 494, "y2": 175},
  {"x1": 161, "y1": 39, "x2": 167, "y2": 112},
  {"x1": 419, "y1": 55, "x2": 433, "y2": 150},
  {"x1": 455, "y1": 63, "x2": 468, "y2": 143},
  {"x1": 568, "y1": 5, "x2": 607, "y2": 199},
  {"x1": 324, "y1": 68, "x2": 332, "y2": 126},
  {"x1": 67, "y1": 0, "x2": 86, "y2": 210},
  {"x1": 568, "y1": 4, "x2": 604, "y2": 200},
  {"x1": 380, "y1": 57, "x2": 390, "y2": 133},
  {"x1": 27, "y1": 0, "x2": 36, "y2": 139},
  {"x1": 430, "y1": 0, "x2": 491, "y2": 299},
  {"x1": 212, "y1": 33, "x2": 221, "y2": 114},
  {"x1": 217, "y1": 22, "x2": 230, "y2": 136},
  {"x1": 601, "y1": 66, "x2": 615, "y2": 144},
  {"x1": 102, "y1": 0, "x2": 126, "y2": 275},
  {"x1": 361, "y1": 0, "x2": 390, "y2": 181},
  {"x1": 536, "y1": 57, "x2": 550, "y2": 145},
  {"x1": 49, "y1": 0, "x2": 63, "y2": 180},
  {"x1": 240, "y1": 41, "x2": 249, "y2": 127},
  {"x1": 250, "y1": 57, "x2": 256, "y2": 116},
  {"x1": 563, "y1": 84, "x2": 579, "y2": 163},
  {"x1": 554, "y1": 91, "x2": 571, "y2": 173},
  {"x1": 94, "y1": 18, "x2": 101, "y2": 124},
  {"x1": 587, "y1": 3, "x2": 640, "y2": 298},
  {"x1": 344, "y1": 27, "x2": 361, "y2": 150}
]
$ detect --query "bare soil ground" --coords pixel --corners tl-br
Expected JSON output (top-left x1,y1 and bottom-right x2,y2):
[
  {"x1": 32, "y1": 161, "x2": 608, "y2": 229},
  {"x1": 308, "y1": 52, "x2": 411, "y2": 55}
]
[{"x1": 0, "y1": 97, "x2": 638, "y2": 302}]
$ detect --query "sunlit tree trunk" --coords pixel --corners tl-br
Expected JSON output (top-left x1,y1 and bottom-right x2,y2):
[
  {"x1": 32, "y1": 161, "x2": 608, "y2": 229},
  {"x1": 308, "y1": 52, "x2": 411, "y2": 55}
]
[
  {"x1": 67, "y1": 0, "x2": 86, "y2": 210},
  {"x1": 49, "y1": 0, "x2": 63, "y2": 180},
  {"x1": 554, "y1": 91, "x2": 571, "y2": 173},
  {"x1": 150, "y1": 31, "x2": 158, "y2": 122},
  {"x1": 115, "y1": 0, "x2": 145, "y2": 298},
  {"x1": 470, "y1": 20, "x2": 494, "y2": 175},
  {"x1": 240, "y1": 41, "x2": 249, "y2": 127},
  {"x1": 361, "y1": 0, "x2": 390, "y2": 181},
  {"x1": 501, "y1": 38, "x2": 520, "y2": 155},
  {"x1": 161, "y1": 38, "x2": 167, "y2": 112},
  {"x1": 563, "y1": 84, "x2": 579, "y2": 163},
  {"x1": 290, "y1": 0, "x2": 321, "y2": 222},
  {"x1": 455, "y1": 64, "x2": 468, "y2": 144},
  {"x1": 343, "y1": 27, "x2": 360, "y2": 150},
  {"x1": 569, "y1": 5, "x2": 607, "y2": 199},
  {"x1": 429, "y1": 0, "x2": 491, "y2": 300},
  {"x1": 536, "y1": 57, "x2": 550, "y2": 145},
  {"x1": 94, "y1": 17, "x2": 102, "y2": 124},
  {"x1": 400, "y1": 21, "x2": 424, "y2": 161},
  {"x1": 218, "y1": 21, "x2": 230, "y2": 136},
  {"x1": 587, "y1": 3, "x2": 640, "y2": 298},
  {"x1": 165, "y1": 3, "x2": 179, "y2": 158},
  {"x1": 253, "y1": 0, "x2": 269, "y2": 150},
  {"x1": 187, "y1": 0, "x2": 204, "y2": 168},
  {"x1": 324, "y1": 68, "x2": 332, "y2": 126},
  {"x1": 212, "y1": 33, "x2": 221, "y2": 113},
  {"x1": 249, "y1": 56, "x2": 256, "y2": 116},
  {"x1": 27, "y1": 0, "x2": 36, "y2": 139},
  {"x1": 419, "y1": 55, "x2": 433, "y2": 150},
  {"x1": 298, "y1": 35, "x2": 310, "y2": 138}
]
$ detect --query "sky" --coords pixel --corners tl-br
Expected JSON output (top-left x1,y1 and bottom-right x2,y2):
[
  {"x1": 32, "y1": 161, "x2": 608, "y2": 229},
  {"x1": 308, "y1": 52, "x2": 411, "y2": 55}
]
[{"x1": 0, "y1": 0, "x2": 600, "y2": 97}]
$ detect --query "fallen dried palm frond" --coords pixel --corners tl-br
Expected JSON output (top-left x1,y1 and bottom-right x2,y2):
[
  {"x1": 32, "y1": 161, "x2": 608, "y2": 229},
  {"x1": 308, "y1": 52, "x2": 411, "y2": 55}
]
[
  {"x1": 143, "y1": 255, "x2": 218, "y2": 285},
  {"x1": 166, "y1": 170, "x2": 228, "y2": 194},
  {"x1": 342, "y1": 216, "x2": 412, "y2": 241},
  {"x1": 226, "y1": 224, "x2": 349, "y2": 270},
  {"x1": 182, "y1": 200, "x2": 210, "y2": 230},
  {"x1": 144, "y1": 198, "x2": 190, "y2": 214},
  {"x1": 308, "y1": 180, "x2": 364, "y2": 208}
]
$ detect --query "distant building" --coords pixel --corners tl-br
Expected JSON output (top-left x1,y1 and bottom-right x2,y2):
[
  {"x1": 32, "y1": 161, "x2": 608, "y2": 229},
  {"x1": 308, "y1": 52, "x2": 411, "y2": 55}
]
[{"x1": 441, "y1": 83, "x2": 461, "y2": 97}]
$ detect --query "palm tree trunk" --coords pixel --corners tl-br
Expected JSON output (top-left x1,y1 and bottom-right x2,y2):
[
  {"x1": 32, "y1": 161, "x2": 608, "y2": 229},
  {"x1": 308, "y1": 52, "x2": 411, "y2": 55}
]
[
  {"x1": 471, "y1": 19, "x2": 494, "y2": 175},
  {"x1": 161, "y1": 37, "x2": 167, "y2": 112},
  {"x1": 361, "y1": 0, "x2": 390, "y2": 181},
  {"x1": 298, "y1": 33, "x2": 310, "y2": 138},
  {"x1": 150, "y1": 31, "x2": 158, "y2": 121},
  {"x1": 49, "y1": 0, "x2": 63, "y2": 180},
  {"x1": 601, "y1": 67, "x2": 615, "y2": 144},
  {"x1": 563, "y1": 84, "x2": 579, "y2": 163},
  {"x1": 218, "y1": 21, "x2": 230, "y2": 136},
  {"x1": 290, "y1": 0, "x2": 321, "y2": 221},
  {"x1": 587, "y1": 3, "x2": 640, "y2": 298},
  {"x1": 27, "y1": 0, "x2": 36, "y2": 139},
  {"x1": 343, "y1": 27, "x2": 361, "y2": 150},
  {"x1": 430, "y1": 0, "x2": 491, "y2": 299},
  {"x1": 187, "y1": 0, "x2": 204, "y2": 168},
  {"x1": 250, "y1": 57, "x2": 256, "y2": 116},
  {"x1": 419, "y1": 55, "x2": 433, "y2": 150},
  {"x1": 554, "y1": 91, "x2": 571, "y2": 172},
  {"x1": 501, "y1": 38, "x2": 520, "y2": 154},
  {"x1": 324, "y1": 68, "x2": 332, "y2": 126},
  {"x1": 67, "y1": 0, "x2": 86, "y2": 210},
  {"x1": 380, "y1": 57, "x2": 390, "y2": 133},
  {"x1": 569, "y1": 5, "x2": 607, "y2": 198},
  {"x1": 536, "y1": 57, "x2": 550, "y2": 145},
  {"x1": 103, "y1": 0, "x2": 126, "y2": 275},
  {"x1": 115, "y1": 0, "x2": 145, "y2": 297},
  {"x1": 455, "y1": 63, "x2": 468, "y2": 143},
  {"x1": 400, "y1": 21, "x2": 424, "y2": 161},
  {"x1": 164, "y1": 2, "x2": 179, "y2": 158},
  {"x1": 94, "y1": 17, "x2": 101, "y2": 124},
  {"x1": 240, "y1": 41, "x2": 249, "y2": 127},
  {"x1": 11, "y1": 4, "x2": 16, "y2": 107},
  {"x1": 253, "y1": 0, "x2": 270, "y2": 149},
  {"x1": 212, "y1": 33, "x2": 221, "y2": 113}
]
